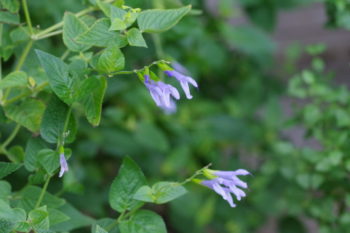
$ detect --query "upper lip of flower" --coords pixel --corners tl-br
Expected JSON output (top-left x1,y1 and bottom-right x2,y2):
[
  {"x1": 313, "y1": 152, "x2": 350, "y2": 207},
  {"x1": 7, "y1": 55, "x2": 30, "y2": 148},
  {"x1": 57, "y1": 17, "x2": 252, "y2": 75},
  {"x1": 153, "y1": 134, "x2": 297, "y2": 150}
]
[
  {"x1": 164, "y1": 70, "x2": 198, "y2": 99},
  {"x1": 59, "y1": 153, "x2": 69, "y2": 177}
]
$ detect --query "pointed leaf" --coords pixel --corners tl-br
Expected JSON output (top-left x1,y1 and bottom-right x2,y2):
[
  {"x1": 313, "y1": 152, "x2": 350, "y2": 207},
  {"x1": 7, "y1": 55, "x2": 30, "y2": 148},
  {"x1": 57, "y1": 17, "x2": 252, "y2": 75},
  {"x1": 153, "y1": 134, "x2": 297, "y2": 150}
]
[
  {"x1": 63, "y1": 12, "x2": 90, "y2": 52},
  {"x1": 119, "y1": 210, "x2": 166, "y2": 233},
  {"x1": 97, "y1": 45, "x2": 125, "y2": 73},
  {"x1": 126, "y1": 28, "x2": 147, "y2": 47},
  {"x1": 0, "y1": 71, "x2": 27, "y2": 90},
  {"x1": 0, "y1": 162, "x2": 22, "y2": 179}
]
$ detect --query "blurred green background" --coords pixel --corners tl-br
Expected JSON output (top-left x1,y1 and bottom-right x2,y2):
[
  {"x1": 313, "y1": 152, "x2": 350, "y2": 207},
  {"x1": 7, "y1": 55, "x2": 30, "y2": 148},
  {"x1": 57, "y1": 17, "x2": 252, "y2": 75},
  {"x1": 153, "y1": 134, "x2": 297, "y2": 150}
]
[{"x1": 2, "y1": 0, "x2": 350, "y2": 232}]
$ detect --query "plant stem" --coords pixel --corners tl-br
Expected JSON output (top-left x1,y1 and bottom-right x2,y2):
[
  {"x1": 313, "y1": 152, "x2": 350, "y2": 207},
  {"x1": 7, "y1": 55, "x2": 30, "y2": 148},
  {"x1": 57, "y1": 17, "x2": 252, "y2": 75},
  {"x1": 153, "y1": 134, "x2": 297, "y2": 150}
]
[
  {"x1": 35, "y1": 29, "x2": 63, "y2": 40},
  {"x1": 35, "y1": 176, "x2": 51, "y2": 208},
  {"x1": 2, "y1": 124, "x2": 21, "y2": 149},
  {"x1": 15, "y1": 40, "x2": 33, "y2": 71},
  {"x1": 22, "y1": 0, "x2": 34, "y2": 35},
  {"x1": 180, "y1": 163, "x2": 212, "y2": 185},
  {"x1": 106, "y1": 211, "x2": 126, "y2": 231},
  {"x1": 3, "y1": 82, "x2": 48, "y2": 106}
]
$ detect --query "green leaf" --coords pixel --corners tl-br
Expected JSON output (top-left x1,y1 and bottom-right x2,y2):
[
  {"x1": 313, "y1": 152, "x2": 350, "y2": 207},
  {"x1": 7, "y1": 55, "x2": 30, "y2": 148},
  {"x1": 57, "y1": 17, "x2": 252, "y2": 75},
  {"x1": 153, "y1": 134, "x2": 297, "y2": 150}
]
[
  {"x1": 0, "y1": 218, "x2": 15, "y2": 233},
  {"x1": 36, "y1": 50, "x2": 74, "y2": 104},
  {"x1": 78, "y1": 76, "x2": 107, "y2": 126},
  {"x1": 119, "y1": 210, "x2": 166, "y2": 233},
  {"x1": 40, "y1": 95, "x2": 77, "y2": 144},
  {"x1": 109, "y1": 157, "x2": 147, "y2": 212},
  {"x1": 0, "y1": 162, "x2": 22, "y2": 179},
  {"x1": 28, "y1": 206, "x2": 49, "y2": 230},
  {"x1": 76, "y1": 18, "x2": 127, "y2": 48},
  {"x1": 0, "y1": 0, "x2": 20, "y2": 13},
  {"x1": 134, "y1": 182, "x2": 187, "y2": 204},
  {"x1": 4, "y1": 99, "x2": 45, "y2": 132},
  {"x1": 17, "y1": 186, "x2": 65, "y2": 212},
  {"x1": 95, "y1": 225, "x2": 108, "y2": 233},
  {"x1": 0, "y1": 11, "x2": 19, "y2": 24},
  {"x1": 51, "y1": 203, "x2": 94, "y2": 232},
  {"x1": 63, "y1": 12, "x2": 90, "y2": 52},
  {"x1": 24, "y1": 137, "x2": 47, "y2": 172},
  {"x1": 48, "y1": 208, "x2": 70, "y2": 226},
  {"x1": 0, "y1": 71, "x2": 27, "y2": 90},
  {"x1": 137, "y1": 6, "x2": 191, "y2": 33},
  {"x1": 109, "y1": 17, "x2": 127, "y2": 31},
  {"x1": 0, "y1": 181, "x2": 11, "y2": 200},
  {"x1": 126, "y1": 28, "x2": 147, "y2": 47},
  {"x1": 110, "y1": 5, "x2": 127, "y2": 20},
  {"x1": 97, "y1": 45, "x2": 125, "y2": 73},
  {"x1": 37, "y1": 149, "x2": 60, "y2": 175}
]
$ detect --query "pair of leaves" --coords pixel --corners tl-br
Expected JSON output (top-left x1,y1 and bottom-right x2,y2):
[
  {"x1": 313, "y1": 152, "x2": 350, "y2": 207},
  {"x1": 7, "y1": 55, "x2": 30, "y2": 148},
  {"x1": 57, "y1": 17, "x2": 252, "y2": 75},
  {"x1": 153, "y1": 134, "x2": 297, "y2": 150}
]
[{"x1": 109, "y1": 157, "x2": 187, "y2": 212}]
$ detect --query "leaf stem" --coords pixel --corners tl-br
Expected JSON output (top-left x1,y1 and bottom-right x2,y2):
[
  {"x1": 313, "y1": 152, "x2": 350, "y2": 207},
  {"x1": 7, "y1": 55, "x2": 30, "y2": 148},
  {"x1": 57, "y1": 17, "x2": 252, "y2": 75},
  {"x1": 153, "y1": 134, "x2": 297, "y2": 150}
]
[
  {"x1": 1, "y1": 124, "x2": 21, "y2": 149},
  {"x1": 105, "y1": 211, "x2": 126, "y2": 231},
  {"x1": 35, "y1": 29, "x2": 63, "y2": 40},
  {"x1": 180, "y1": 163, "x2": 212, "y2": 185},
  {"x1": 22, "y1": 0, "x2": 34, "y2": 35},
  {"x1": 15, "y1": 40, "x2": 33, "y2": 71},
  {"x1": 35, "y1": 175, "x2": 51, "y2": 208},
  {"x1": 3, "y1": 82, "x2": 48, "y2": 106}
]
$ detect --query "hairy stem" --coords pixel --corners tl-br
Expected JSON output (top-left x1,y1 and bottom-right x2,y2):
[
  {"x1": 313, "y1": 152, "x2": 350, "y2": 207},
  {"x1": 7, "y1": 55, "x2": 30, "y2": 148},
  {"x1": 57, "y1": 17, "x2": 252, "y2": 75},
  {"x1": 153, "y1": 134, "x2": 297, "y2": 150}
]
[{"x1": 22, "y1": 0, "x2": 34, "y2": 35}]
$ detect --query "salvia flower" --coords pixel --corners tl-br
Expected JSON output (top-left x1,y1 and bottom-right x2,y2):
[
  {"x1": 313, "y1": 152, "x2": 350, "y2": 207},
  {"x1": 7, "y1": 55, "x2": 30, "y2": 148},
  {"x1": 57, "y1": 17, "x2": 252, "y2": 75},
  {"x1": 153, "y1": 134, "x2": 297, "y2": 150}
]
[
  {"x1": 200, "y1": 168, "x2": 250, "y2": 207},
  {"x1": 144, "y1": 75, "x2": 180, "y2": 110},
  {"x1": 59, "y1": 153, "x2": 69, "y2": 178},
  {"x1": 164, "y1": 69, "x2": 198, "y2": 99}
]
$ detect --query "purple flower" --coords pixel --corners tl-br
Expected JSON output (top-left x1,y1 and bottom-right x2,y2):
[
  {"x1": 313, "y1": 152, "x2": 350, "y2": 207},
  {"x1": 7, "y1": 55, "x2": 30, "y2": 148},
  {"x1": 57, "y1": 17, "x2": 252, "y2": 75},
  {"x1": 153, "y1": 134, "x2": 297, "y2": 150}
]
[
  {"x1": 144, "y1": 75, "x2": 180, "y2": 110},
  {"x1": 59, "y1": 153, "x2": 69, "y2": 178},
  {"x1": 164, "y1": 70, "x2": 198, "y2": 99},
  {"x1": 201, "y1": 169, "x2": 249, "y2": 207}
]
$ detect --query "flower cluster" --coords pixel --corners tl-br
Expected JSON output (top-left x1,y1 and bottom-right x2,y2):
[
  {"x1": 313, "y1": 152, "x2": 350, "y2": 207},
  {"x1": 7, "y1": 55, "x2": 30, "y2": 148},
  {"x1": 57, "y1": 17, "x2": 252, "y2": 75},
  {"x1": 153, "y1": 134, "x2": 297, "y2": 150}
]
[
  {"x1": 199, "y1": 168, "x2": 250, "y2": 207},
  {"x1": 144, "y1": 63, "x2": 198, "y2": 112}
]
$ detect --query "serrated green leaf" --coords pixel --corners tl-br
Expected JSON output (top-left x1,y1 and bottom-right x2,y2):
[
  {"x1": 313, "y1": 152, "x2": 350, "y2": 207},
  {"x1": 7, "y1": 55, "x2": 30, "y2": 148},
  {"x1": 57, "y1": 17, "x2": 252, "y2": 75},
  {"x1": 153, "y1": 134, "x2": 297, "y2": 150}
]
[
  {"x1": 63, "y1": 12, "x2": 90, "y2": 52},
  {"x1": 109, "y1": 157, "x2": 147, "y2": 212},
  {"x1": 110, "y1": 5, "x2": 127, "y2": 20},
  {"x1": 133, "y1": 186, "x2": 153, "y2": 203},
  {"x1": 40, "y1": 95, "x2": 77, "y2": 144},
  {"x1": 36, "y1": 50, "x2": 74, "y2": 104},
  {"x1": 0, "y1": 11, "x2": 19, "y2": 24},
  {"x1": 119, "y1": 210, "x2": 166, "y2": 233},
  {"x1": 4, "y1": 99, "x2": 45, "y2": 132},
  {"x1": 97, "y1": 45, "x2": 125, "y2": 73},
  {"x1": 24, "y1": 137, "x2": 47, "y2": 172},
  {"x1": 37, "y1": 149, "x2": 60, "y2": 175},
  {"x1": 137, "y1": 6, "x2": 191, "y2": 33},
  {"x1": 76, "y1": 18, "x2": 127, "y2": 48},
  {"x1": 0, "y1": 71, "x2": 27, "y2": 90},
  {"x1": 28, "y1": 206, "x2": 49, "y2": 230},
  {"x1": 48, "y1": 208, "x2": 70, "y2": 226},
  {"x1": 0, "y1": 162, "x2": 22, "y2": 179},
  {"x1": 78, "y1": 76, "x2": 107, "y2": 126},
  {"x1": 126, "y1": 28, "x2": 147, "y2": 47}
]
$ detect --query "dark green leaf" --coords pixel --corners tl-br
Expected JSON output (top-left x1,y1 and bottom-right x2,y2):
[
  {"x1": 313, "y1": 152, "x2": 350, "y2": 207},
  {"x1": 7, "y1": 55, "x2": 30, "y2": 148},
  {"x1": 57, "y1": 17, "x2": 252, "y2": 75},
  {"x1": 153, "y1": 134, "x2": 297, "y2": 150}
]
[
  {"x1": 24, "y1": 137, "x2": 47, "y2": 172},
  {"x1": 0, "y1": 162, "x2": 22, "y2": 179},
  {"x1": 0, "y1": 11, "x2": 19, "y2": 24},
  {"x1": 109, "y1": 157, "x2": 147, "y2": 212},
  {"x1": 40, "y1": 95, "x2": 77, "y2": 144},
  {"x1": 119, "y1": 210, "x2": 166, "y2": 233}
]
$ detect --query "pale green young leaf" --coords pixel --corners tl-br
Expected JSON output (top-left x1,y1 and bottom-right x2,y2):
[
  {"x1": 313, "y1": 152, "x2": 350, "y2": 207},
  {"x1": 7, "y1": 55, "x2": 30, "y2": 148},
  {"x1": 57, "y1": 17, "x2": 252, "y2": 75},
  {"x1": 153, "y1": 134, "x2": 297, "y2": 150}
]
[
  {"x1": 133, "y1": 186, "x2": 153, "y2": 202},
  {"x1": 0, "y1": 162, "x2": 22, "y2": 179},
  {"x1": 76, "y1": 18, "x2": 127, "y2": 48},
  {"x1": 63, "y1": 12, "x2": 90, "y2": 52},
  {"x1": 36, "y1": 50, "x2": 74, "y2": 105},
  {"x1": 119, "y1": 210, "x2": 166, "y2": 233},
  {"x1": 109, "y1": 18, "x2": 127, "y2": 31},
  {"x1": 110, "y1": 5, "x2": 126, "y2": 20},
  {"x1": 137, "y1": 6, "x2": 191, "y2": 33},
  {"x1": 109, "y1": 157, "x2": 147, "y2": 212},
  {"x1": 97, "y1": 45, "x2": 125, "y2": 73},
  {"x1": 4, "y1": 99, "x2": 45, "y2": 132},
  {"x1": 78, "y1": 76, "x2": 107, "y2": 126},
  {"x1": 0, "y1": 71, "x2": 27, "y2": 90},
  {"x1": 40, "y1": 95, "x2": 77, "y2": 144},
  {"x1": 126, "y1": 28, "x2": 147, "y2": 47}
]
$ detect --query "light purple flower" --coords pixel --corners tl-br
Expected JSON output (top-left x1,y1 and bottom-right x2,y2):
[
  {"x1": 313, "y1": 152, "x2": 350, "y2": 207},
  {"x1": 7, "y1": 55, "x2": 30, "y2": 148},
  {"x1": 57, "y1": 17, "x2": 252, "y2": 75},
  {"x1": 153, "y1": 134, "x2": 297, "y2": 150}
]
[
  {"x1": 144, "y1": 75, "x2": 180, "y2": 110},
  {"x1": 201, "y1": 169, "x2": 249, "y2": 207},
  {"x1": 164, "y1": 70, "x2": 198, "y2": 99},
  {"x1": 59, "y1": 153, "x2": 69, "y2": 178}
]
